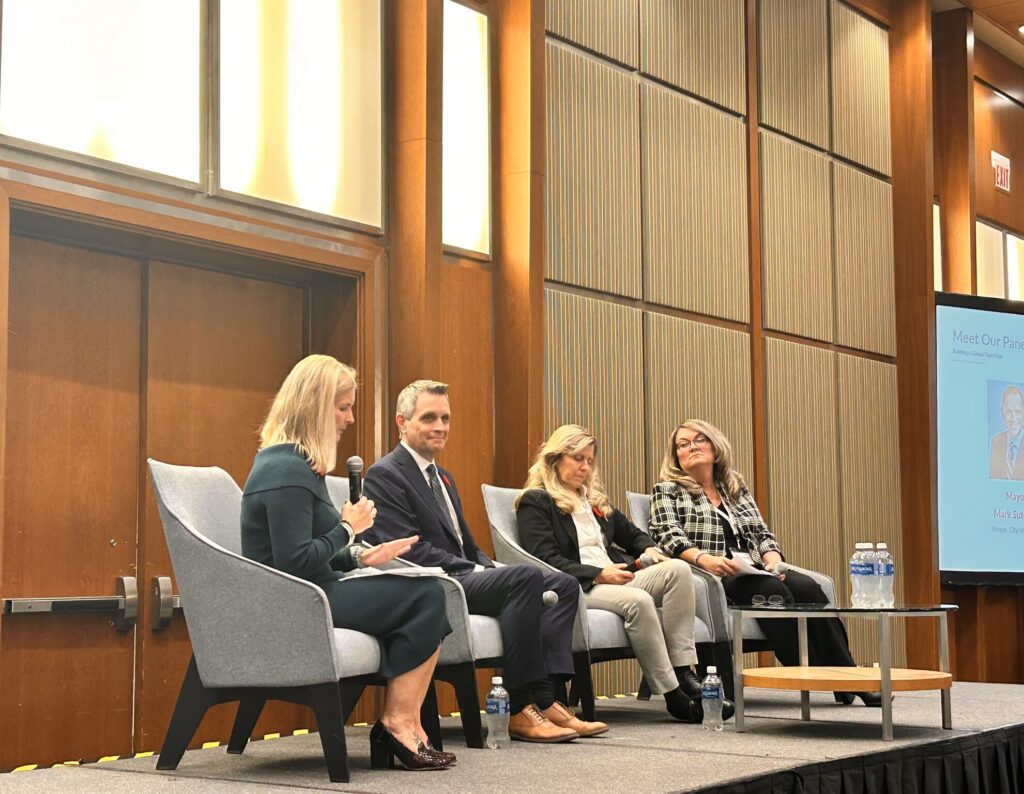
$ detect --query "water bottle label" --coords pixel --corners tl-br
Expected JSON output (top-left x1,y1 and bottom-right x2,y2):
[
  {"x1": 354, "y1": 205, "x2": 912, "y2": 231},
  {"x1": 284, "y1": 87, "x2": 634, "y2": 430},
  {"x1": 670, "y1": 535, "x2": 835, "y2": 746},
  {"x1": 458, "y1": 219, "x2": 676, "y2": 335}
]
[
  {"x1": 850, "y1": 562, "x2": 874, "y2": 575},
  {"x1": 485, "y1": 698, "x2": 510, "y2": 715},
  {"x1": 701, "y1": 684, "x2": 722, "y2": 701}
]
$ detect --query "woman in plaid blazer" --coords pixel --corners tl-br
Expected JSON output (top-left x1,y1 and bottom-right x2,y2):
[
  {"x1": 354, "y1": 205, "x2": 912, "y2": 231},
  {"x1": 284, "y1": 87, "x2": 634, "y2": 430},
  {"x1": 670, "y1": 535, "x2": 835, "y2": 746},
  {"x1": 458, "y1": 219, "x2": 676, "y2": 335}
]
[{"x1": 649, "y1": 419, "x2": 880, "y2": 707}]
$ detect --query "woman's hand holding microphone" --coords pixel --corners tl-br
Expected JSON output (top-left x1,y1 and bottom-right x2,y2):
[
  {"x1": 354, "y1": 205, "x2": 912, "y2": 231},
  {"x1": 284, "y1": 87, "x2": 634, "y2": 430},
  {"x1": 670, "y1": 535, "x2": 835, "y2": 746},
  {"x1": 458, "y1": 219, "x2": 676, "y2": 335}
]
[{"x1": 342, "y1": 497, "x2": 419, "y2": 568}]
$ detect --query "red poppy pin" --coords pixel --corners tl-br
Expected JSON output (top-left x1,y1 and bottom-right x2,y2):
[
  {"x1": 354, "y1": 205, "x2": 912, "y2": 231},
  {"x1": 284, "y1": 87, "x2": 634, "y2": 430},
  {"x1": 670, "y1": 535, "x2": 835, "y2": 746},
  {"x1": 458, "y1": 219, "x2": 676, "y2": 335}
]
[
  {"x1": 442, "y1": 474, "x2": 452, "y2": 488},
  {"x1": 592, "y1": 506, "x2": 604, "y2": 520}
]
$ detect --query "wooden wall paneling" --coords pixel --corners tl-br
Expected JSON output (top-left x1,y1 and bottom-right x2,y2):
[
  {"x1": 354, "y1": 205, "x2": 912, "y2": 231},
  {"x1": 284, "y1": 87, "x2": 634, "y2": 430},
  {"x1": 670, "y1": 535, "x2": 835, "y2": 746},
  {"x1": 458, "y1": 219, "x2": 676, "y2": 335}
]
[
  {"x1": 832, "y1": 163, "x2": 897, "y2": 355},
  {"x1": 760, "y1": 131, "x2": 834, "y2": 342},
  {"x1": 933, "y1": 10, "x2": 977, "y2": 294},
  {"x1": 546, "y1": 42, "x2": 641, "y2": 298},
  {"x1": 642, "y1": 84, "x2": 750, "y2": 322},
  {"x1": 837, "y1": 353, "x2": 906, "y2": 666},
  {"x1": 975, "y1": 40, "x2": 1024, "y2": 108},
  {"x1": 0, "y1": 237, "x2": 140, "y2": 769},
  {"x1": 644, "y1": 313, "x2": 754, "y2": 493},
  {"x1": 388, "y1": 0, "x2": 444, "y2": 402},
  {"x1": 138, "y1": 261, "x2": 314, "y2": 749},
  {"x1": 831, "y1": 0, "x2": 893, "y2": 176},
  {"x1": 758, "y1": 0, "x2": 830, "y2": 150},
  {"x1": 545, "y1": 0, "x2": 638, "y2": 67},
  {"x1": 890, "y1": 0, "x2": 940, "y2": 670},
  {"x1": 639, "y1": 0, "x2": 747, "y2": 114},
  {"x1": 545, "y1": 289, "x2": 645, "y2": 510},
  {"x1": 764, "y1": 340, "x2": 844, "y2": 614},
  {"x1": 495, "y1": 0, "x2": 547, "y2": 488},
  {"x1": 974, "y1": 80, "x2": 1024, "y2": 235},
  {"x1": 438, "y1": 261, "x2": 495, "y2": 556},
  {"x1": 544, "y1": 287, "x2": 645, "y2": 695}
]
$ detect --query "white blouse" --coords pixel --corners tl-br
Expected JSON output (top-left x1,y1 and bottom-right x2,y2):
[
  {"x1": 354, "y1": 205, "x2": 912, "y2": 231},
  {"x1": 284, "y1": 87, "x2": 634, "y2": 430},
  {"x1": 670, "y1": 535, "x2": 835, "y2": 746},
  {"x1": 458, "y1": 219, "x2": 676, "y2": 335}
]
[{"x1": 571, "y1": 500, "x2": 614, "y2": 569}]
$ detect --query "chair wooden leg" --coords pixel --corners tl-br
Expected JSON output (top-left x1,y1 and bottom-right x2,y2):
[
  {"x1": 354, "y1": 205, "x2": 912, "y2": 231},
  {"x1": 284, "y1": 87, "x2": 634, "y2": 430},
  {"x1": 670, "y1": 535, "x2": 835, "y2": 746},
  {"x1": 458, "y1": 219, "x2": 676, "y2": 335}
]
[
  {"x1": 713, "y1": 641, "x2": 735, "y2": 701},
  {"x1": 227, "y1": 696, "x2": 265, "y2": 754},
  {"x1": 447, "y1": 663, "x2": 483, "y2": 749},
  {"x1": 302, "y1": 682, "x2": 349, "y2": 784},
  {"x1": 157, "y1": 656, "x2": 219, "y2": 771},
  {"x1": 571, "y1": 651, "x2": 596, "y2": 721},
  {"x1": 636, "y1": 675, "x2": 652, "y2": 701},
  {"x1": 338, "y1": 683, "x2": 367, "y2": 723},
  {"x1": 420, "y1": 681, "x2": 443, "y2": 751}
]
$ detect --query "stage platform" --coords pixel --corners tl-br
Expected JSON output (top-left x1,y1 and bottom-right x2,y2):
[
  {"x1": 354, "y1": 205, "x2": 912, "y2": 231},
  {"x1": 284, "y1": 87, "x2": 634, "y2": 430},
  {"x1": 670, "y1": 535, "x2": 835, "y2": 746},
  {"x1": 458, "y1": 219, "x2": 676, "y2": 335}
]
[{"x1": 3, "y1": 681, "x2": 1022, "y2": 793}]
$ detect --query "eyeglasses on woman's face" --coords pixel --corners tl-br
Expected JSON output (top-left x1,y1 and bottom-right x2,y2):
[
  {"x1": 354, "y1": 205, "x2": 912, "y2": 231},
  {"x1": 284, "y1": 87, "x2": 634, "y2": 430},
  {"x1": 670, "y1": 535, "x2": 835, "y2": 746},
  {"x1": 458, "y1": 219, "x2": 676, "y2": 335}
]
[{"x1": 675, "y1": 434, "x2": 711, "y2": 452}]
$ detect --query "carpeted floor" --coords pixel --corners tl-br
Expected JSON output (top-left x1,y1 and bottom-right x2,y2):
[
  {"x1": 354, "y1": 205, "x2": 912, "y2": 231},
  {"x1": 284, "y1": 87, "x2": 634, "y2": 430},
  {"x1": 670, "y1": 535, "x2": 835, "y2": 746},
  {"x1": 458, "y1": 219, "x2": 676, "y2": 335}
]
[{"x1": 2, "y1": 682, "x2": 1021, "y2": 793}]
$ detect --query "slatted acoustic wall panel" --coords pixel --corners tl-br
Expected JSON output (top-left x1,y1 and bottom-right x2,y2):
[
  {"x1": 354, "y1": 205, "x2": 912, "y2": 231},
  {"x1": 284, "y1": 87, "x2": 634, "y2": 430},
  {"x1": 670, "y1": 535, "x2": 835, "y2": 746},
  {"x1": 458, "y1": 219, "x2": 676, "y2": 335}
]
[
  {"x1": 758, "y1": 0, "x2": 830, "y2": 150},
  {"x1": 838, "y1": 353, "x2": 906, "y2": 666},
  {"x1": 833, "y1": 162, "x2": 896, "y2": 356},
  {"x1": 760, "y1": 131, "x2": 834, "y2": 342},
  {"x1": 642, "y1": 85, "x2": 749, "y2": 322},
  {"x1": 639, "y1": 0, "x2": 746, "y2": 114},
  {"x1": 545, "y1": 288, "x2": 644, "y2": 695},
  {"x1": 764, "y1": 339, "x2": 845, "y2": 607},
  {"x1": 830, "y1": 0, "x2": 892, "y2": 176},
  {"x1": 547, "y1": 42, "x2": 642, "y2": 298},
  {"x1": 546, "y1": 0, "x2": 638, "y2": 67},
  {"x1": 644, "y1": 312, "x2": 754, "y2": 494}
]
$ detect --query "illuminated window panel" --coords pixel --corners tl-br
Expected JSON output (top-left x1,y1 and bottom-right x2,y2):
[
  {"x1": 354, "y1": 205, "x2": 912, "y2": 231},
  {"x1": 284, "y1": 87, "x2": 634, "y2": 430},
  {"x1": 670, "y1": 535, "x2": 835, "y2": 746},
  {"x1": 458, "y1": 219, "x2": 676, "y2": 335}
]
[
  {"x1": 442, "y1": 1, "x2": 491, "y2": 255},
  {"x1": 934, "y1": 203, "x2": 943, "y2": 291},
  {"x1": 0, "y1": 0, "x2": 200, "y2": 182},
  {"x1": 1008, "y1": 234, "x2": 1024, "y2": 302},
  {"x1": 976, "y1": 221, "x2": 1006, "y2": 299},
  {"x1": 219, "y1": 0, "x2": 382, "y2": 228}
]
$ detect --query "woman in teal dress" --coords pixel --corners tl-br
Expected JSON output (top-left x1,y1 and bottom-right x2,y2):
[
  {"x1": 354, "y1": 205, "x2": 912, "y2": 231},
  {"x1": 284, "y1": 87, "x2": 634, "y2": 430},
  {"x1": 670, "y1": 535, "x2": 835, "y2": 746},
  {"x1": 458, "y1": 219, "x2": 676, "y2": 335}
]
[{"x1": 241, "y1": 354, "x2": 454, "y2": 771}]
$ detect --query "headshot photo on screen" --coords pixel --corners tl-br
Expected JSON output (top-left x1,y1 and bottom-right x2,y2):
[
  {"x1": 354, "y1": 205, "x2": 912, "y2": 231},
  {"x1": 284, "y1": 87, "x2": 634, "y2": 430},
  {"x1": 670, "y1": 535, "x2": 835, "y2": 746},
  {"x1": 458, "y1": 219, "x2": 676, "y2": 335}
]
[{"x1": 988, "y1": 381, "x2": 1024, "y2": 481}]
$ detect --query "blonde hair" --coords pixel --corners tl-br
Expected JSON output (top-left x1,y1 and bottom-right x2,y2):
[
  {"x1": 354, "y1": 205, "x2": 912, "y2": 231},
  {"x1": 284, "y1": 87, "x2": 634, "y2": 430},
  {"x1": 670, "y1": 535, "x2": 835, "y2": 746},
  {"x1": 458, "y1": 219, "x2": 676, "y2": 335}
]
[
  {"x1": 516, "y1": 424, "x2": 613, "y2": 517},
  {"x1": 658, "y1": 420, "x2": 745, "y2": 500},
  {"x1": 260, "y1": 355, "x2": 357, "y2": 475}
]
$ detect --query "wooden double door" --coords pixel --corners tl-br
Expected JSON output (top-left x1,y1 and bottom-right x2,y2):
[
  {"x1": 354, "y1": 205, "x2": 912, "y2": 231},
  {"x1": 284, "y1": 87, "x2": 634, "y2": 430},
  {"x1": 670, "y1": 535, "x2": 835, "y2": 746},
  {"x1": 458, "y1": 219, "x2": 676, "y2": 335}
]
[{"x1": 0, "y1": 229, "x2": 368, "y2": 770}]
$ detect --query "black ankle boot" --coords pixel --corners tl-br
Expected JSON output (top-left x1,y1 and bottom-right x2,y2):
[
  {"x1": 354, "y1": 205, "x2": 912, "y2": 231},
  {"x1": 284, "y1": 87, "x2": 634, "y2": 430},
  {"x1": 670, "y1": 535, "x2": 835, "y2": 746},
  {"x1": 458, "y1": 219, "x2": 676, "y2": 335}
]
[
  {"x1": 676, "y1": 667, "x2": 703, "y2": 700},
  {"x1": 664, "y1": 687, "x2": 703, "y2": 724}
]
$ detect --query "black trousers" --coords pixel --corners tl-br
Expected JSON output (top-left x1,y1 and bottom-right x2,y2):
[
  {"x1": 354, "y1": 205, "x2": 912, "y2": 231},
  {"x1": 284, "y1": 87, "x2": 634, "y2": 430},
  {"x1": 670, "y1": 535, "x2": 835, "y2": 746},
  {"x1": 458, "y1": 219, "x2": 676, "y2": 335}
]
[
  {"x1": 722, "y1": 570, "x2": 856, "y2": 667},
  {"x1": 454, "y1": 564, "x2": 578, "y2": 688}
]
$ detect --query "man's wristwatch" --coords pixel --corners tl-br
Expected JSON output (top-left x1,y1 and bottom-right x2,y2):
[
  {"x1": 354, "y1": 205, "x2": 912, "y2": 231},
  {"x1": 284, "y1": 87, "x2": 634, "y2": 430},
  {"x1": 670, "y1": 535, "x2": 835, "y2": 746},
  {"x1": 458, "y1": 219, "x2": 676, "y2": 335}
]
[{"x1": 349, "y1": 544, "x2": 367, "y2": 569}]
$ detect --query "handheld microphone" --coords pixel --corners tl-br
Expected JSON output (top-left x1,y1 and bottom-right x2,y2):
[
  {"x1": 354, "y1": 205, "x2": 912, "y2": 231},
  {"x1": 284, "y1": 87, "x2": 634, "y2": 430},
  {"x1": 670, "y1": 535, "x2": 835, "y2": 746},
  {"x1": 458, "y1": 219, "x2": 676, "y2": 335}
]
[
  {"x1": 771, "y1": 562, "x2": 791, "y2": 578},
  {"x1": 346, "y1": 456, "x2": 364, "y2": 502},
  {"x1": 637, "y1": 553, "x2": 655, "y2": 569},
  {"x1": 541, "y1": 590, "x2": 559, "y2": 607}
]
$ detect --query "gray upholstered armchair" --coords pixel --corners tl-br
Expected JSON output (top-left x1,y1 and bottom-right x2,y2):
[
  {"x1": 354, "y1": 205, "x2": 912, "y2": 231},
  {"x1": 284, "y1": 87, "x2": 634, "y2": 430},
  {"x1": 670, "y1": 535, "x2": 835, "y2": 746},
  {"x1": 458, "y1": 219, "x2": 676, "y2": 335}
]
[
  {"x1": 625, "y1": 491, "x2": 837, "y2": 698},
  {"x1": 325, "y1": 475, "x2": 496, "y2": 748},
  {"x1": 480, "y1": 484, "x2": 718, "y2": 718},
  {"x1": 149, "y1": 460, "x2": 417, "y2": 783}
]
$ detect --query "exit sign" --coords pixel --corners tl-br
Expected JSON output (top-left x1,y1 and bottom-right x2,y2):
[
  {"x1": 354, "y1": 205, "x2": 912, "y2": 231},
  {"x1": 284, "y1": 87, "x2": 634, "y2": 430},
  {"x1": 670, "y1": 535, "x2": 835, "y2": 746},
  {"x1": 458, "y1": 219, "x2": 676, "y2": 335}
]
[{"x1": 992, "y1": 151, "x2": 1011, "y2": 193}]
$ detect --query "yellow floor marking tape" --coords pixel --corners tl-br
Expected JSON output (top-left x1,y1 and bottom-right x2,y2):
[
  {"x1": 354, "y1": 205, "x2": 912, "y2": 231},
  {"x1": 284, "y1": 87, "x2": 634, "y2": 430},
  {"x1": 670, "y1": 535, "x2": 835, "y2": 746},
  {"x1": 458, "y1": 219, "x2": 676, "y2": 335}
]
[
  {"x1": 293, "y1": 729, "x2": 309, "y2": 736},
  {"x1": 450, "y1": 711, "x2": 461, "y2": 717},
  {"x1": 262, "y1": 733, "x2": 280, "y2": 741},
  {"x1": 614, "y1": 694, "x2": 627, "y2": 698},
  {"x1": 63, "y1": 761, "x2": 80, "y2": 766},
  {"x1": 134, "y1": 752, "x2": 154, "y2": 759},
  {"x1": 12, "y1": 765, "x2": 37, "y2": 772},
  {"x1": 202, "y1": 742, "x2": 220, "y2": 749},
  {"x1": 353, "y1": 722, "x2": 368, "y2": 728},
  {"x1": 98, "y1": 756, "x2": 120, "y2": 763},
  {"x1": 596, "y1": 695, "x2": 609, "y2": 700}
]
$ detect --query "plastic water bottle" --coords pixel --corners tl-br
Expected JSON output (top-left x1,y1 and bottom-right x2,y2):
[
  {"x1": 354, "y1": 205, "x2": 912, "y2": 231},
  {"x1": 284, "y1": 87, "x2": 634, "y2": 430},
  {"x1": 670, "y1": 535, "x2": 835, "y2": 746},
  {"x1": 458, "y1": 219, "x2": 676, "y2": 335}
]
[
  {"x1": 485, "y1": 676, "x2": 510, "y2": 749},
  {"x1": 701, "y1": 666, "x2": 725, "y2": 732},
  {"x1": 863, "y1": 544, "x2": 880, "y2": 607},
  {"x1": 850, "y1": 542, "x2": 874, "y2": 607},
  {"x1": 876, "y1": 543, "x2": 895, "y2": 608}
]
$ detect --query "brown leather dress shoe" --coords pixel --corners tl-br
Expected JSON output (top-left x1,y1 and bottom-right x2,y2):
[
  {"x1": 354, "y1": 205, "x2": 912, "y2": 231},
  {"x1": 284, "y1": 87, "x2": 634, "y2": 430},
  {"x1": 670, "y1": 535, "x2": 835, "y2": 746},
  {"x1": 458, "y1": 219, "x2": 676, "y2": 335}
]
[
  {"x1": 542, "y1": 702, "x2": 609, "y2": 737},
  {"x1": 508, "y1": 704, "x2": 578, "y2": 743}
]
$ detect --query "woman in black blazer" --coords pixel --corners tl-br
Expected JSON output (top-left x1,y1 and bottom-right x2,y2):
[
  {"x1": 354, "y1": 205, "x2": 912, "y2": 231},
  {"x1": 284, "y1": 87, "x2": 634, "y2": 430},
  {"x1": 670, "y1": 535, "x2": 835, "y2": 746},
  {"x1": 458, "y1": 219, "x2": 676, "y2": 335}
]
[
  {"x1": 241, "y1": 355, "x2": 454, "y2": 770},
  {"x1": 515, "y1": 424, "x2": 731, "y2": 724}
]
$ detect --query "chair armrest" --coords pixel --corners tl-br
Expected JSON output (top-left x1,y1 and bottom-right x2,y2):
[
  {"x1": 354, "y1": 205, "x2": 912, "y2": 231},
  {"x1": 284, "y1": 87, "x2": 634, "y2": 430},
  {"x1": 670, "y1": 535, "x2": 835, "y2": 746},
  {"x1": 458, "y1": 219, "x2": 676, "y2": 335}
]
[
  {"x1": 178, "y1": 543, "x2": 341, "y2": 689},
  {"x1": 689, "y1": 566, "x2": 731, "y2": 642}
]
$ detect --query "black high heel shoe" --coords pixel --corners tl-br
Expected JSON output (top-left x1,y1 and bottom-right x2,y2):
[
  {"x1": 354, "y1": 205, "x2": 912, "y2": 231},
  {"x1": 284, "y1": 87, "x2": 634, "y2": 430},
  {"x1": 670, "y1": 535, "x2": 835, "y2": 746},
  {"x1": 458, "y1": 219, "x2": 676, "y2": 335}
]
[
  {"x1": 369, "y1": 722, "x2": 452, "y2": 771},
  {"x1": 417, "y1": 739, "x2": 457, "y2": 766}
]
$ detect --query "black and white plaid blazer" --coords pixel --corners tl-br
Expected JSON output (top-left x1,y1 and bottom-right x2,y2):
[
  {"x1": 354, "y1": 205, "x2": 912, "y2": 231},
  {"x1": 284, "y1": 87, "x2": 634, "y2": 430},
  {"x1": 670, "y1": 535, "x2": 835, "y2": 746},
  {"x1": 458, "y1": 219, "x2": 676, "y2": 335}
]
[{"x1": 649, "y1": 479, "x2": 782, "y2": 565}]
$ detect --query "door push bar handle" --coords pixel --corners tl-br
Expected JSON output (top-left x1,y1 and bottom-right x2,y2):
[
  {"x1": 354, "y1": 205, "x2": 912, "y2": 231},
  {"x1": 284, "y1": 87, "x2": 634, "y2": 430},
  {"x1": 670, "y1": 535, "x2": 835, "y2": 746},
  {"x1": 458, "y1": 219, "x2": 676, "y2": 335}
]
[
  {"x1": 2, "y1": 576, "x2": 138, "y2": 631},
  {"x1": 151, "y1": 575, "x2": 181, "y2": 631}
]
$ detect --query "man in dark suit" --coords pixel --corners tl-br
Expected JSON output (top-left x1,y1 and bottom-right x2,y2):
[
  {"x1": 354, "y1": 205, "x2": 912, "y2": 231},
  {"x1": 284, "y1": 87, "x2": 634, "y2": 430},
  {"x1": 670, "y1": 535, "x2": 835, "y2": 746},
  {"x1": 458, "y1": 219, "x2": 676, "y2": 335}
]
[
  {"x1": 363, "y1": 380, "x2": 607, "y2": 742},
  {"x1": 990, "y1": 385, "x2": 1024, "y2": 481}
]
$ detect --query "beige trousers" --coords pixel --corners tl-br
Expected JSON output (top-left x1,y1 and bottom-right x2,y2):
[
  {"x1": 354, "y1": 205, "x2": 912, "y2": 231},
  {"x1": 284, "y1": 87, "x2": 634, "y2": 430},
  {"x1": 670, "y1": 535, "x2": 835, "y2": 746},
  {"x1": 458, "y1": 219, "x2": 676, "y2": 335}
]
[{"x1": 584, "y1": 558, "x2": 697, "y2": 695}]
